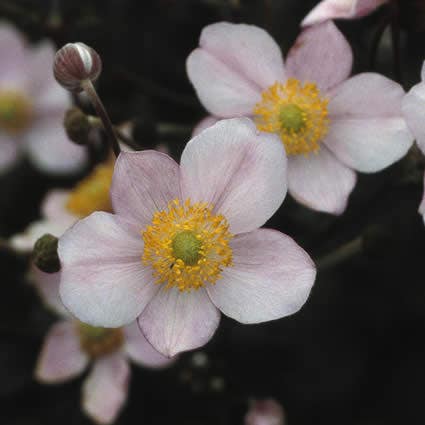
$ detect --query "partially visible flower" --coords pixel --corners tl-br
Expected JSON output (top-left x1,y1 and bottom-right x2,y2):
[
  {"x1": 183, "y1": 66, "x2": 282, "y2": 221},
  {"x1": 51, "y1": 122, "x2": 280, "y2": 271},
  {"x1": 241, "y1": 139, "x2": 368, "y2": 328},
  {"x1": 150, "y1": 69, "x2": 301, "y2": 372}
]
[
  {"x1": 10, "y1": 159, "x2": 114, "y2": 252},
  {"x1": 58, "y1": 118, "x2": 316, "y2": 357},
  {"x1": 32, "y1": 267, "x2": 173, "y2": 425},
  {"x1": 401, "y1": 60, "x2": 425, "y2": 220},
  {"x1": 187, "y1": 21, "x2": 413, "y2": 214},
  {"x1": 0, "y1": 23, "x2": 87, "y2": 174},
  {"x1": 301, "y1": 0, "x2": 388, "y2": 27},
  {"x1": 245, "y1": 399, "x2": 285, "y2": 425}
]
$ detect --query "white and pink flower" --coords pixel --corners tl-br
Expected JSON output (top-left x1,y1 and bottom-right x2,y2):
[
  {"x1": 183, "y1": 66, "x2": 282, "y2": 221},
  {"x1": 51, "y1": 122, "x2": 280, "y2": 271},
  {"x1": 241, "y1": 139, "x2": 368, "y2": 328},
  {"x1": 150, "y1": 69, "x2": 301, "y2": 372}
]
[
  {"x1": 301, "y1": 0, "x2": 388, "y2": 27},
  {"x1": 32, "y1": 267, "x2": 173, "y2": 425},
  {"x1": 186, "y1": 21, "x2": 412, "y2": 214},
  {"x1": 0, "y1": 23, "x2": 87, "y2": 174},
  {"x1": 58, "y1": 118, "x2": 316, "y2": 357}
]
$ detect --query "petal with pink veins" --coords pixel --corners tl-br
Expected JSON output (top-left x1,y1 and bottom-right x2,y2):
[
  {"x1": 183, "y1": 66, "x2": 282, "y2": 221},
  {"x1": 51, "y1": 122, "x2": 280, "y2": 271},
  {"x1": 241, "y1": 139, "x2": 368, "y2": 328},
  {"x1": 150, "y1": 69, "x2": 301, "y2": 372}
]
[
  {"x1": 287, "y1": 146, "x2": 356, "y2": 215},
  {"x1": 286, "y1": 21, "x2": 352, "y2": 92},
  {"x1": 325, "y1": 73, "x2": 413, "y2": 172},
  {"x1": 124, "y1": 321, "x2": 175, "y2": 368},
  {"x1": 24, "y1": 115, "x2": 88, "y2": 175},
  {"x1": 59, "y1": 212, "x2": 159, "y2": 327},
  {"x1": 111, "y1": 151, "x2": 181, "y2": 227},
  {"x1": 138, "y1": 287, "x2": 220, "y2": 357},
  {"x1": 180, "y1": 118, "x2": 287, "y2": 235},
  {"x1": 207, "y1": 229, "x2": 316, "y2": 324},
  {"x1": 35, "y1": 320, "x2": 88, "y2": 383},
  {"x1": 402, "y1": 81, "x2": 425, "y2": 154},
  {"x1": 82, "y1": 352, "x2": 130, "y2": 425}
]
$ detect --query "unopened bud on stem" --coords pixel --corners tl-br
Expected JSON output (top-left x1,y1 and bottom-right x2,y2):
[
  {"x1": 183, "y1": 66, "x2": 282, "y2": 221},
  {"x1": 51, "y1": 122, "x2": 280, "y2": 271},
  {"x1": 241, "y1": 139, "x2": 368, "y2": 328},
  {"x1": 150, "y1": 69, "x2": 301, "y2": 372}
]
[
  {"x1": 54, "y1": 42, "x2": 102, "y2": 92},
  {"x1": 33, "y1": 234, "x2": 60, "y2": 273}
]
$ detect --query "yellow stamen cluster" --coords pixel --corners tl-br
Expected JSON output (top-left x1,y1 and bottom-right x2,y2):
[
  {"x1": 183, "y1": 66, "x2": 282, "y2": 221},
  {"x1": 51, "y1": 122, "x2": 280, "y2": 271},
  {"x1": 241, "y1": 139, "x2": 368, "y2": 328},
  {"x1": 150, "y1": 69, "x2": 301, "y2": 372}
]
[
  {"x1": 0, "y1": 90, "x2": 33, "y2": 135},
  {"x1": 142, "y1": 199, "x2": 233, "y2": 291},
  {"x1": 253, "y1": 79, "x2": 329, "y2": 155},
  {"x1": 77, "y1": 322, "x2": 124, "y2": 358},
  {"x1": 66, "y1": 162, "x2": 114, "y2": 217}
]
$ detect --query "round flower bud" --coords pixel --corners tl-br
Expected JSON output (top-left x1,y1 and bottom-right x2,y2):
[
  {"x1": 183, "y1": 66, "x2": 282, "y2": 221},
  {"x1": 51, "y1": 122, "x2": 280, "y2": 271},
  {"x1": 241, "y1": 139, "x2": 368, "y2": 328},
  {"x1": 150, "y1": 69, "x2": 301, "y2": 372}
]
[
  {"x1": 54, "y1": 42, "x2": 102, "y2": 92},
  {"x1": 33, "y1": 234, "x2": 61, "y2": 273},
  {"x1": 64, "y1": 107, "x2": 91, "y2": 145}
]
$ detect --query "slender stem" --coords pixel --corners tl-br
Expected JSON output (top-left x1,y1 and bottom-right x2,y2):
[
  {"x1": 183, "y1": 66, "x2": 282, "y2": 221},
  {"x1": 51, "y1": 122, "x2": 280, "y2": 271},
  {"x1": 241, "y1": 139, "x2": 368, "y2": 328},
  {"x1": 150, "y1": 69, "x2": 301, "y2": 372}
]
[
  {"x1": 81, "y1": 80, "x2": 121, "y2": 158},
  {"x1": 114, "y1": 127, "x2": 140, "y2": 150},
  {"x1": 315, "y1": 237, "x2": 363, "y2": 271}
]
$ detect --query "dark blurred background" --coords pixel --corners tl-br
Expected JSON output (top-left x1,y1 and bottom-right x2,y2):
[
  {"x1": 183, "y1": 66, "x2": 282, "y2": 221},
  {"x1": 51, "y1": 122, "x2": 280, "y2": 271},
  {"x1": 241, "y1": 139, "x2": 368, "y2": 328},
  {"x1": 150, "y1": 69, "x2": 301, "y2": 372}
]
[{"x1": 1, "y1": 1, "x2": 425, "y2": 424}]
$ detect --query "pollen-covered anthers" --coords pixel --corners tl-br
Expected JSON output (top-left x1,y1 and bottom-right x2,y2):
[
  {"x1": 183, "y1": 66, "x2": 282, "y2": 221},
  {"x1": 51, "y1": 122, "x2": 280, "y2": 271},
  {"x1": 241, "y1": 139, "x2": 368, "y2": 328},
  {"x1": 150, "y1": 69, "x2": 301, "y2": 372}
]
[
  {"x1": 77, "y1": 322, "x2": 124, "y2": 358},
  {"x1": 66, "y1": 161, "x2": 114, "y2": 217},
  {"x1": 253, "y1": 79, "x2": 329, "y2": 155},
  {"x1": 142, "y1": 199, "x2": 233, "y2": 291},
  {"x1": 0, "y1": 90, "x2": 33, "y2": 135}
]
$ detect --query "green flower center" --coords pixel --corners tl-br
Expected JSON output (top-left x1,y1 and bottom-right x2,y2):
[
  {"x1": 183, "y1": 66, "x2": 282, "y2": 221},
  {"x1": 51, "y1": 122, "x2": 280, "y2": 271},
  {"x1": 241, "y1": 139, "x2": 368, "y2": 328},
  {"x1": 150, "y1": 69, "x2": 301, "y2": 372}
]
[
  {"x1": 278, "y1": 103, "x2": 305, "y2": 133},
  {"x1": 0, "y1": 91, "x2": 32, "y2": 134},
  {"x1": 172, "y1": 230, "x2": 202, "y2": 266}
]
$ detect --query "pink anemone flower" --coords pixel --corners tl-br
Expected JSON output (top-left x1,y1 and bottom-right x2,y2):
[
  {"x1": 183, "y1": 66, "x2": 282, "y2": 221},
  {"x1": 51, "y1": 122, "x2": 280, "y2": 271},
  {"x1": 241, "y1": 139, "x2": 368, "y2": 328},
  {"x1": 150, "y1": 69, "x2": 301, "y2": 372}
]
[
  {"x1": 301, "y1": 0, "x2": 388, "y2": 27},
  {"x1": 58, "y1": 118, "x2": 316, "y2": 357},
  {"x1": 33, "y1": 267, "x2": 173, "y2": 425},
  {"x1": 401, "y1": 61, "x2": 425, "y2": 220},
  {"x1": 186, "y1": 21, "x2": 413, "y2": 215},
  {"x1": 0, "y1": 23, "x2": 87, "y2": 174}
]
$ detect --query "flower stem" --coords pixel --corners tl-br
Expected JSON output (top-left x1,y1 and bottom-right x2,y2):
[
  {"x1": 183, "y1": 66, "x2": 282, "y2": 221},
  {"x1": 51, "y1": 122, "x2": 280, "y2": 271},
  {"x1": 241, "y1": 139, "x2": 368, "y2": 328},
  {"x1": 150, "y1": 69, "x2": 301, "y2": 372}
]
[
  {"x1": 316, "y1": 237, "x2": 363, "y2": 271},
  {"x1": 81, "y1": 79, "x2": 121, "y2": 158}
]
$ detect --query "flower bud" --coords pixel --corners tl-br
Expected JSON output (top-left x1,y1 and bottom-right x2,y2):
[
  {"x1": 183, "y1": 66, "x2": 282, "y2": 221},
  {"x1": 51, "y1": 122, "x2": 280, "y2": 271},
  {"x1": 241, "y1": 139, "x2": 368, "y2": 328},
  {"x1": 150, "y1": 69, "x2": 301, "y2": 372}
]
[
  {"x1": 54, "y1": 42, "x2": 102, "y2": 92},
  {"x1": 245, "y1": 399, "x2": 285, "y2": 425},
  {"x1": 33, "y1": 234, "x2": 60, "y2": 273},
  {"x1": 64, "y1": 107, "x2": 91, "y2": 145}
]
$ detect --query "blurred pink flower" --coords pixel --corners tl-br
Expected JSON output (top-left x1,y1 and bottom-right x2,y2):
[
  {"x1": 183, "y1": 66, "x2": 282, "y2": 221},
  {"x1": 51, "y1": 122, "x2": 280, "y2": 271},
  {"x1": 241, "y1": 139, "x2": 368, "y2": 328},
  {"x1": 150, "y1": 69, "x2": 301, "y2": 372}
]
[
  {"x1": 58, "y1": 118, "x2": 316, "y2": 357},
  {"x1": 33, "y1": 267, "x2": 173, "y2": 425},
  {"x1": 301, "y1": 0, "x2": 388, "y2": 27},
  {"x1": 187, "y1": 21, "x2": 412, "y2": 214},
  {"x1": 401, "y1": 61, "x2": 425, "y2": 219},
  {"x1": 0, "y1": 23, "x2": 87, "y2": 174},
  {"x1": 245, "y1": 399, "x2": 285, "y2": 425}
]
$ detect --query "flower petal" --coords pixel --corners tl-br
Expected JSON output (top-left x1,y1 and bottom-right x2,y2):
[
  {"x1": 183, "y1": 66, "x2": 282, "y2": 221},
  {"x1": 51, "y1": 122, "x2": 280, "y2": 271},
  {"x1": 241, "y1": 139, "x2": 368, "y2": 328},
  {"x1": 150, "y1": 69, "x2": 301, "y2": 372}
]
[
  {"x1": 402, "y1": 81, "x2": 425, "y2": 154},
  {"x1": 325, "y1": 73, "x2": 413, "y2": 172},
  {"x1": 286, "y1": 21, "x2": 352, "y2": 92},
  {"x1": 123, "y1": 321, "x2": 175, "y2": 368},
  {"x1": 35, "y1": 320, "x2": 88, "y2": 383},
  {"x1": 207, "y1": 229, "x2": 316, "y2": 324},
  {"x1": 111, "y1": 151, "x2": 181, "y2": 227},
  {"x1": 0, "y1": 23, "x2": 27, "y2": 87},
  {"x1": 29, "y1": 267, "x2": 70, "y2": 317},
  {"x1": 58, "y1": 212, "x2": 159, "y2": 327},
  {"x1": 180, "y1": 118, "x2": 287, "y2": 234},
  {"x1": 138, "y1": 287, "x2": 220, "y2": 357},
  {"x1": 24, "y1": 116, "x2": 88, "y2": 175},
  {"x1": 301, "y1": 0, "x2": 387, "y2": 27},
  {"x1": 287, "y1": 146, "x2": 356, "y2": 215},
  {"x1": 82, "y1": 353, "x2": 129, "y2": 425},
  {"x1": 41, "y1": 189, "x2": 76, "y2": 223}
]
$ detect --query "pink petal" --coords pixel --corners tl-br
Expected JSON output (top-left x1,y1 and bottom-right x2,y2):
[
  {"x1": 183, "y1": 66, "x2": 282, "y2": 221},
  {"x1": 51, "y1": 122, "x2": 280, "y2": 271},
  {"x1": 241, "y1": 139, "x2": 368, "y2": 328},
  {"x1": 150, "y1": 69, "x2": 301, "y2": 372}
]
[
  {"x1": 402, "y1": 81, "x2": 425, "y2": 154},
  {"x1": 123, "y1": 321, "x2": 175, "y2": 368},
  {"x1": 325, "y1": 73, "x2": 413, "y2": 172},
  {"x1": 187, "y1": 48, "x2": 261, "y2": 117},
  {"x1": 245, "y1": 399, "x2": 285, "y2": 425},
  {"x1": 0, "y1": 23, "x2": 27, "y2": 88},
  {"x1": 207, "y1": 229, "x2": 316, "y2": 324},
  {"x1": 180, "y1": 118, "x2": 287, "y2": 234},
  {"x1": 0, "y1": 133, "x2": 21, "y2": 173},
  {"x1": 24, "y1": 116, "x2": 88, "y2": 175},
  {"x1": 286, "y1": 21, "x2": 352, "y2": 92},
  {"x1": 41, "y1": 189, "x2": 76, "y2": 224},
  {"x1": 82, "y1": 353, "x2": 130, "y2": 425},
  {"x1": 111, "y1": 151, "x2": 181, "y2": 227},
  {"x1": 138, "y1": 287, "x2": 220, "y2": 357},
  {"x1": 29, "y1": 266, "x2": 70, "y2": 317},
  {"x1": 35, "y1": 320, "x2": 88, "y2": 383},
  {"x1": 301, "y1": 0, "x2": 387, "y2": 27},
  {"x1": 58, "y1": 212, "x2": 159, "y2": 327},
  {"x1": 287, "y1": 146, "x2": 356, "y2": 215},
  {"x1": 192, "y1": 115, "x2": 219, "y2": 137}
]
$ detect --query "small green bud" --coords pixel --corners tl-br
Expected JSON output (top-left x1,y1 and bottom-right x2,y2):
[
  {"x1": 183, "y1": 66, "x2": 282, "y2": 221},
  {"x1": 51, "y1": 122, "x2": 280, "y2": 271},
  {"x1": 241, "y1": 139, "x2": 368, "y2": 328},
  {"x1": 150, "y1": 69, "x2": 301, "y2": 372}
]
[
  {"x1": 64, "y1": 107, "x2": 91, "y2": 145},
  {"x1": 33, "y1": 234, "x2": 60, "y2": 273}
]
